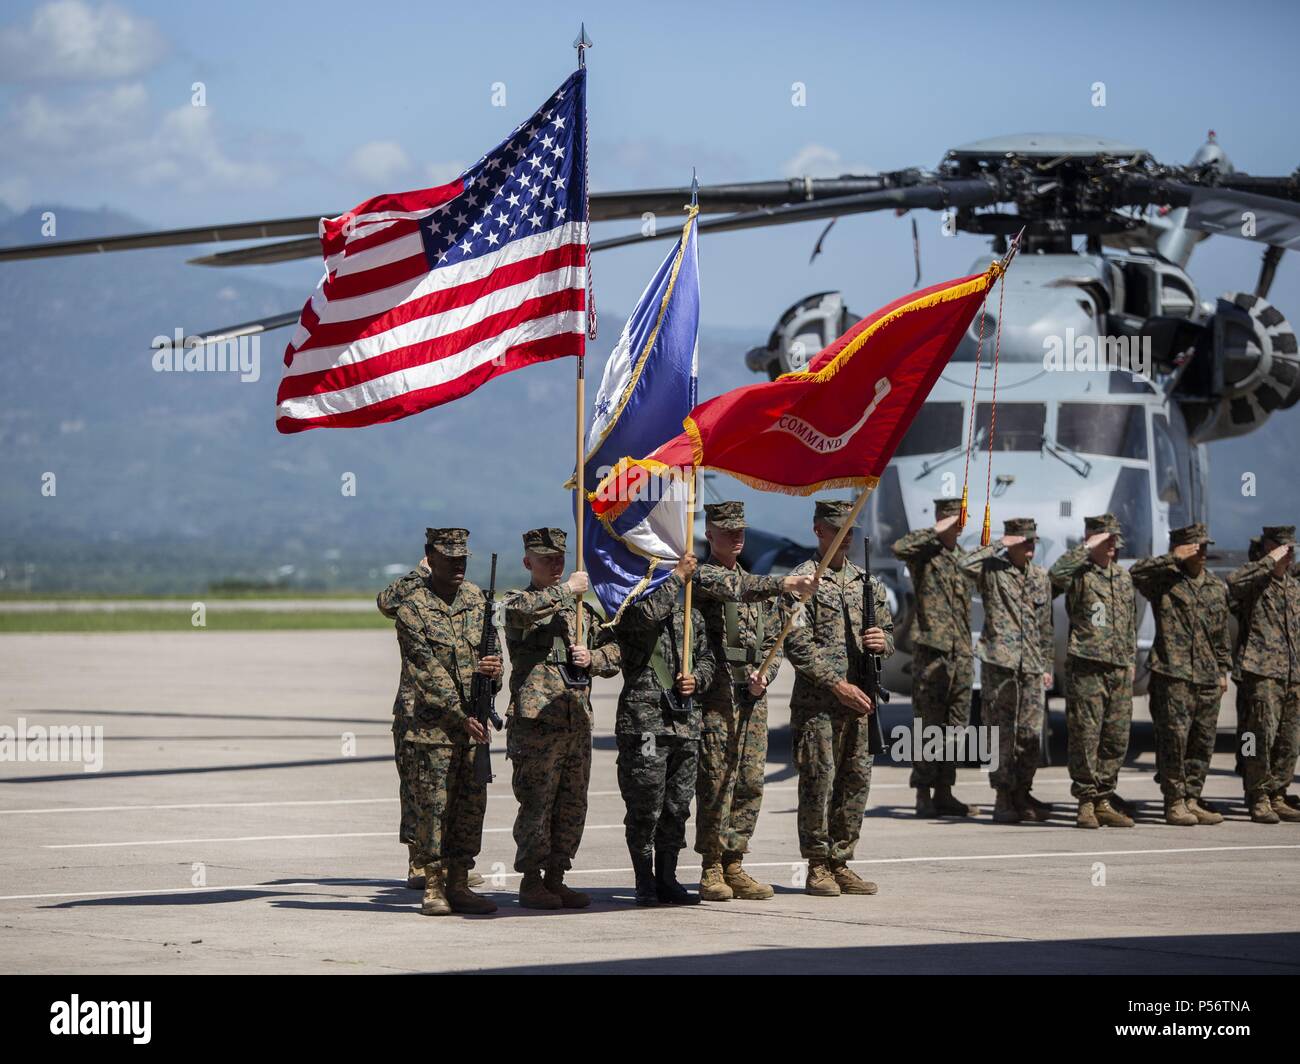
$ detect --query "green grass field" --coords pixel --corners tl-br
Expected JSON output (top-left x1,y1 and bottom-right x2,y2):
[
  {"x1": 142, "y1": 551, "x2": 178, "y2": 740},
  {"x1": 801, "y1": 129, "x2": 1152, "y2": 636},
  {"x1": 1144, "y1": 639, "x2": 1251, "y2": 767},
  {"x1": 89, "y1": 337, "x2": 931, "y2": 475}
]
[{"x1": 0, "y1": 610, "x2": 393, "y2": 633}]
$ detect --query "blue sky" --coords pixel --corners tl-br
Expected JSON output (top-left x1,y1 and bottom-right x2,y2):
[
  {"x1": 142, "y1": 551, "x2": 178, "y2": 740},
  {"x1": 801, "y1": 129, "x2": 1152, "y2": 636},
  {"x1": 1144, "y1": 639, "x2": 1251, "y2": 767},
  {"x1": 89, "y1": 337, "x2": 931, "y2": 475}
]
[{"x1": 2, "y1": 0, "x2": 1298, "y2": 332}]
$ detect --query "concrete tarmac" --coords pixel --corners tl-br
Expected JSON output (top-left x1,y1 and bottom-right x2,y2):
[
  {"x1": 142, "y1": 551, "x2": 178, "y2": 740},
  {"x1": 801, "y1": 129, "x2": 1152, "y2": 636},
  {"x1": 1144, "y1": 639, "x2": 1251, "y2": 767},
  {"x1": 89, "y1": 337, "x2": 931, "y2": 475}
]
[{"x1": 1, "y1": 631, "x2": 1298, "y2": 975}]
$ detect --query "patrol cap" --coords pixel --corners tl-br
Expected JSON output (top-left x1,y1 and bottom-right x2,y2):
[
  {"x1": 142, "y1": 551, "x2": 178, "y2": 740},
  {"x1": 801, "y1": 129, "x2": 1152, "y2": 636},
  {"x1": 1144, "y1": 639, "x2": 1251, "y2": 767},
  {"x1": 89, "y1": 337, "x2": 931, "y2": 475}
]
[
  {"x1": 1084, "y1": 512, "x2": 1123, "y2": 539},
  {"x1": 704, "y1": 501, "x2": 746, "y2": 530},
  {"x1": 522, "y1": 527, "x2": 567, "y2": 555},
  {"x1": 934, "y1": 498, "x2": 963, "y2": 520},
  {"x1": 425, "y1": 527, "x2": 470, "y2": 558},
  {"x1": 1170, "y1": 522, "x2": 1213, "y2": 547},
  {"x1": 1003, "y1": 517, "x2": 1037, "y2": 539},
  {"x1": 813, "y1": 499, "x2": 855, "y2": 529},
  {"x1": 1261, "y1": 524, "x2": 1296, "y2": 546}
]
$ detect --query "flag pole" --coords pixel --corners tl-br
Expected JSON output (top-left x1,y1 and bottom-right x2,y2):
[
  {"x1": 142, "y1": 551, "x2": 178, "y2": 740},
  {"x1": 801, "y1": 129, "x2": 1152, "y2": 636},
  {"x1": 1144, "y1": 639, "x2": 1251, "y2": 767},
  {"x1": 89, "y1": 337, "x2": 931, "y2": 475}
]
[
  {"x1": 681, "y1": 469, "x2": 698, "y2": 673},
  {"x1": 678, "y1": 170, "x2": 703, "y2": 675},
  {"x1": 753, "y1": 487, "x2": 872, "y2": 680},
  {"x1": 573, "y1": 23, "x2": 593, "y2": 644}
]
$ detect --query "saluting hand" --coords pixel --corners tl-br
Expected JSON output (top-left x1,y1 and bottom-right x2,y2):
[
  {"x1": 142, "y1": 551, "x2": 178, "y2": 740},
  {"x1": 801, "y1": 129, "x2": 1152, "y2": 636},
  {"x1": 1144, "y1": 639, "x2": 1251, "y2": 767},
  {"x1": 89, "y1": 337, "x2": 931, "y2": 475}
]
[{"x1": 1173, "y1": 543, "x2": 1200, "y2": 562}]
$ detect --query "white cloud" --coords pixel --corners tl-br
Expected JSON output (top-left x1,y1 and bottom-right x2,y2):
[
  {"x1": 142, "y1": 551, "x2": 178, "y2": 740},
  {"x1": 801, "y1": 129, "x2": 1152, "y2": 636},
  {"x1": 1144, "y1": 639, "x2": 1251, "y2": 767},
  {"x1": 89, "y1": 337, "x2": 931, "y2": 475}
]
[
  {"x1": 3, "y1": 84, "x2": 276, "y2": 193},
  {"x1": 0, "y1": 0, "x2": 167, "y2": 82},
  {"x1": 425, "y1": 159, "x2": 467, "y2": 185},
  {"x1": 344, "y1": 140, "x2": 411, "y2": 187},
  {"x1": 781, "y1": 143, "x2": 874, "y2": 179}
]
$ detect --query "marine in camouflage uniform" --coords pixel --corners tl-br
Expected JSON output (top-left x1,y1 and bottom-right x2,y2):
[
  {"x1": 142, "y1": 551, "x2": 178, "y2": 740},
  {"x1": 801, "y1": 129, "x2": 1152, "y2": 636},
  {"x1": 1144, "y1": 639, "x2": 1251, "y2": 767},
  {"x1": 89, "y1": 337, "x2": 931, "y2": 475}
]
[
  {"x1": 1226, "y1": 524, "x2": 1300, "y2": 824},
  {"x1": 692, "y1": 501, "x2": 808, "y2": 902},
  {"x1": 502, "y1": 527, "x2": 621, "y2": 909},
  {"x1": 1231, "y1": 536, "x2": 1264, "y2": 794},
  {"x1": 394, "y1": 527, "x2": 503, "y2": 916},
  {"x1": 614, "y1": 555, "x2": 716, "y2": 906},
  {"x1": 961, "y1": 517, "x2": 1054, "y2": 824},
  {"x1": 892, "y1": 497, "x2": 977, "y2": 818},
  {"x1": 1049, "y1": 513, "x2": 1136, "y2": 829},
  {"x1": 1132, "y1": 522, "x2": 1232, "y2": 826},
  {"x1": 377, "y1": 562, "x2": 432, "y2": 885},
  {"x1": 784, "y1": 499, "x2": 893, "y2": 898}
]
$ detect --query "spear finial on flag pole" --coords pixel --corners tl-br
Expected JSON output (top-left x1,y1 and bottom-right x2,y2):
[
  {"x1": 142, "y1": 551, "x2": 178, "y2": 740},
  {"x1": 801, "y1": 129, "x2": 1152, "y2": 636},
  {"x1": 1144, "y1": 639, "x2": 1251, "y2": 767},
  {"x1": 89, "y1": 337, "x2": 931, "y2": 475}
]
[{"x1": 574, "y1": 22, "x2": 592, "y2": 65}]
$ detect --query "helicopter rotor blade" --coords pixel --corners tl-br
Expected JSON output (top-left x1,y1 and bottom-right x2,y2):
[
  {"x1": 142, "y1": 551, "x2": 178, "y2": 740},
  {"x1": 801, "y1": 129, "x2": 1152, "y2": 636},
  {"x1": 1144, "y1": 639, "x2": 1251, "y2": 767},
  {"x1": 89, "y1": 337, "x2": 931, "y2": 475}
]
[
  {"x1": 150, "y1": 310, "x2": 302, "y2": 353},
  {"x1": 589, "y1": 175, "x2": 908, "y2": 221},
  {"x1": 188, "y1": 237, "x2": 322, "y2": 267},
  {"x1": 0, "y1": 215, "x2": 327, "y2": 263},
  {"x1": 591, "y1": 178, "x2": 997, "y2": 253}
]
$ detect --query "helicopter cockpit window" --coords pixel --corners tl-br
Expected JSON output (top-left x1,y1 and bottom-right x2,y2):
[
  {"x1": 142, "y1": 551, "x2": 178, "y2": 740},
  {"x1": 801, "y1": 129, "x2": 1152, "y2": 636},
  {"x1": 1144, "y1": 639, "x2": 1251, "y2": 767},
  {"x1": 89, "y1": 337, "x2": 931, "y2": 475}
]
[
  {"x1": 1058, "y1": 403, "x2": 1149, "y2": 459},
  {"x1": 1159, "y1": 275, "x2": 1197, "y2": 319},
  {"x1": 975, "y1": 403, "x2": 1045, "y2": 451},
  {"x1": 1151, "y1": 413, "x2": 1190, "y2": 526},
  {"x1": 894, "y1": 402, "x2": 963, "y2": 457}
]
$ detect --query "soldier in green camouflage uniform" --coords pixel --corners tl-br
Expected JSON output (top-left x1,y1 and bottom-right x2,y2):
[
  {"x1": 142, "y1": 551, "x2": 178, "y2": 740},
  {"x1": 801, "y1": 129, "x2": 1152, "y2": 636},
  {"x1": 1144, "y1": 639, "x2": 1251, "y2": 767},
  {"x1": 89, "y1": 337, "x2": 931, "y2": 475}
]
[
  {"x1": 692, "y1": 501, "x2": 815, "y2": 902},
  {"x1": 1227, "y1": 524, "x2": 1300, "y2": 824},
  {"x1": 394, "y1": 528, "x2": 504, "y2": 916},
  {"x1": 785, "y1": 499, "x2": 893, "y2": 898},
  {"x1": 1132, "y1": 523, "x2": 1232, "y2": 826},
  {"x1": 961, "y1": 517, "x2": 1054, "y2": 824},
  {"x1": 893, "y1": 497, "x2": 977, "y2": 819},
  {"x1": 502, "y1": 527, "x2": 621, "y2": 909},
  {"x1": 1231, "y1": 536, "x2": 1263, "y2": 792},
  {"x1": 1049, "y1": 513, "x2": 1136, "y2": 829},
  {"x1": 377, "y1": 561, "x2": 432, "y2": 886},
  {"x1": 614, "y1": 553, "x2": 717, "y2": 906}
]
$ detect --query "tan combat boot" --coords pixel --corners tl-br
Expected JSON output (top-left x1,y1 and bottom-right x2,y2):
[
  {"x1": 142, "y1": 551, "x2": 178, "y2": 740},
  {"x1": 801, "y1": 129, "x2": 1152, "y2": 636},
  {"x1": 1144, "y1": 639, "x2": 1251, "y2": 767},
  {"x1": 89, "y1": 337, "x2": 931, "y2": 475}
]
[
  {"x1": 1164, "y1": 798, "x2": 1198, "y2": 826},
  {"x1": 1186, "y1": 798, "x2": 1224, "y2": 825},
  {"x1": 915, "y1": 786, "x2": 936, "y2": 817},
  {"x1": 933, "y1": 785, "x2": 978, "y2": 817},
  {"x1": 1271, "y1": 795, "x2": 1300, "y2": 823},
  {"x1": 518, "y1": 870, "x2": 561, "y2": 909},
  {"x1": 698, "y1": 858, "x2": 734, "y2": 902},
  {"x1": 420, "y1": 866, "x2": 451, "y2": 916},
  {"x1": 1076, "y1": 800, "x2": 1099, "y2": 829},
  {"x1": 723, "y1": 853, "x2": 774, "y2": 900},
  {"x1": 829, "y1": 860, "x2": 878, "y2": 895},
  {"x1": 1094, "y1": 798, "x2": 1134, "y2": 828},
  {"x1": 445, "y1": 864, "x2": 497, "y2": 914},
  {"x1": 805, "y1": 858, "x2": 841, "y2": 897},
  {"x1": 1014, "y1": 788, "x2": 1051, "y2": 822},
  {"x1": 543, "y1": 867, "x2": 590, "y2": 909},
  {"x1": 406, "y1": 845, "x2": 427, "y2": 890},
  {"x1": 1251, "y1": 796, "x2": 1280, "y2": 824},
  {"x1": 467, "y1": 870, "x2": 485, "y2": 887},
  {"x1": 993, "y1": 789, "x2": 1022, "y2": 823}
]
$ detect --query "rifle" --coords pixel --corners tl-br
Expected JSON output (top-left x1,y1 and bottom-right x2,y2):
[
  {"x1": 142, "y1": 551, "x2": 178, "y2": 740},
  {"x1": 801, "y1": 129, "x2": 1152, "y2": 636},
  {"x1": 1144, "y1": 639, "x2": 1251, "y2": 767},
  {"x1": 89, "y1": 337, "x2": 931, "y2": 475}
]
[
  {"x1": 858, "y1": 537, "x2": 889, "y2": 755},
  {"x1": 471, "y1": 553, "x2": 504, "y2": 785}
]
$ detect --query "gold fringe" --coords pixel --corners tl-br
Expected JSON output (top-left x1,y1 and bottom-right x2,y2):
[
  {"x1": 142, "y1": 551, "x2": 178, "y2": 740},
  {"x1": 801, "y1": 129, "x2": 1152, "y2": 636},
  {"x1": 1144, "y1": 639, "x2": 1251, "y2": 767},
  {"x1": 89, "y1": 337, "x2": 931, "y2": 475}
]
[
  {"x1": 602, "y1": 557, "x2": 669, "y2": 627},
  {"x1": 776, "y1": 264, "x2": 1000, "y2": 386}
]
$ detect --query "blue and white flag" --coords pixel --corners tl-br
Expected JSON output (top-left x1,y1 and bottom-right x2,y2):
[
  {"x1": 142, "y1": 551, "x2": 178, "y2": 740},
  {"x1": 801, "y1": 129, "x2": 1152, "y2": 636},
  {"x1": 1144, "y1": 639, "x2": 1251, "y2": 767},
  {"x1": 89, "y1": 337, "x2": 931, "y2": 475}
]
[{"x1": 579, "y1": 209, "x2": 699, "y2": 620}]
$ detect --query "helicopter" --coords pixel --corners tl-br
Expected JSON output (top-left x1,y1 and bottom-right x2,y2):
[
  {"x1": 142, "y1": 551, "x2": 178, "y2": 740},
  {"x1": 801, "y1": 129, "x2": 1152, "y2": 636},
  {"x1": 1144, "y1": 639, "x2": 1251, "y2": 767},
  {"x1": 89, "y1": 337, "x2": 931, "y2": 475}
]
[{"x1": 2, "y1": 128, "x2": 1298, "y2": 698}]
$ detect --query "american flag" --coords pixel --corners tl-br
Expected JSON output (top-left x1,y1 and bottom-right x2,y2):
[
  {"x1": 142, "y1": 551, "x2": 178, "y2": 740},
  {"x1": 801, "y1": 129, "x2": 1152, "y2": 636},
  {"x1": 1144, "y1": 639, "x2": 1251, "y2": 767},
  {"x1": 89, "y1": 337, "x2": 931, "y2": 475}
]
[{"x1": 275, "y1": 70, "x2": 589, "y2": 433}]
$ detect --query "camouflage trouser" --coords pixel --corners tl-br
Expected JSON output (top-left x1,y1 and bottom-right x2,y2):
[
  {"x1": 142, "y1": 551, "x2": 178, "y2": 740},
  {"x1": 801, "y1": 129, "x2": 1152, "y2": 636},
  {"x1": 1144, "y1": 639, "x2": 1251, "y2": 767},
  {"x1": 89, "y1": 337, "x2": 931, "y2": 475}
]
[
  {"x1": 1064, "y1": 657, "x2": 1133, "y2": 801},
  {"x1": 908, "y1": 646, "x2": 974, "y2": 789},
  {"x1": 981, "y1": 663, "x2": 1043, "y2": 793},
  {"x1": 400, "y1": 739, "x2": 487, "y2": 873},
  {"x1": 616, "y1": 733, "x2": 699, "y2": 856},
  {"x1": 1238, "y1": 673, "x2": 1300, "y2": 801},
  {"x1": 792, "y1": 710, "x2": 872, "y2": 861},
  {"x1": 1235, "y1": 681, "x2": 1248, "y2": 783},
  {"x1": 694, "y1": 697, "x2": 768, "y2": 858},
  {"x1": 393, "y1": 718, "x2": 416, "y2": 847},
  {"x1": 507, "y1": 715, "x2": 592, "y2": 873},
  {"x1": 1148, "y1": 674, "x2": 1221, "y2": 800}
]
